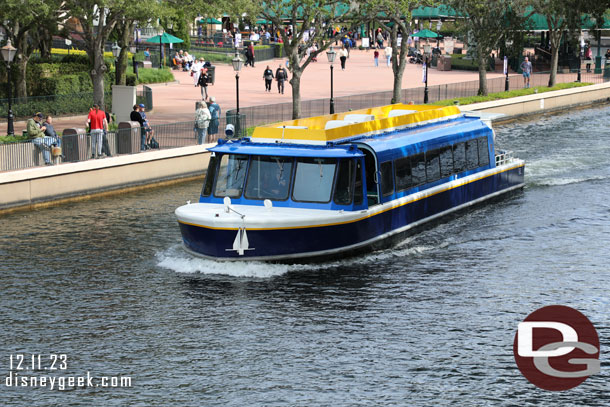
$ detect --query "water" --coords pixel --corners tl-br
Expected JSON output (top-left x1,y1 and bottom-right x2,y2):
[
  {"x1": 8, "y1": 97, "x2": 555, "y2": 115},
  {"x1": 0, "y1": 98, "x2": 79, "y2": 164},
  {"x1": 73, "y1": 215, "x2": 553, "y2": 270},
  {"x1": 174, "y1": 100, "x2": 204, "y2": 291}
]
[{"x1": 1, "y1": 105, "x2": 610, "y2": 406}]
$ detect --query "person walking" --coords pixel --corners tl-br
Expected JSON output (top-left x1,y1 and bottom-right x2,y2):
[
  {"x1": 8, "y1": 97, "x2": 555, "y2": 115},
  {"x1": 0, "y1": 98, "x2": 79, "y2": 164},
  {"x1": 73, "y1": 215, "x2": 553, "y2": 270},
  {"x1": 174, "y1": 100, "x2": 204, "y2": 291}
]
[
  {"x1": 263, "y1": 65, "x2": 274, "y2": 92},
  {"x1": 86, "y1": 104, "x2": 107, "y2": 159},
  {"x1": 197, "y1": 68, "x2": 209, "y2": 99},
  {"x1": 384, "y1": 45, "x2": 392, "y2": 67},
  {"x1": 207, "y1": 96, "x2": 221, "y2": 139},
  {"x1": 374, "y1": 49, "x2": 379, "y2": 67},
  {"x1": 194, "y1": 101, "x2": 211, "y2": 145},
  {"x1": 275, "y1": 64, "x2": 288, "y2": 94},
  {"x1": 520, "y1": 56, "x2": 532, "y2": 88},
  {"x1": 339, "y1": 47, "x2": 348, "y2": 70},
  {"x1": 191, "y1": 57, "x2": 203, "y2": 86}
]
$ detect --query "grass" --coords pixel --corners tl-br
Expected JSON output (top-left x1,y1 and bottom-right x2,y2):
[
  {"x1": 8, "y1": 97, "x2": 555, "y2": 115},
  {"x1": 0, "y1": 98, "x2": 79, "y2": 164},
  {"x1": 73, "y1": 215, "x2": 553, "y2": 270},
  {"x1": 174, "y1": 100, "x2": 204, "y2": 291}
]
[
  {"x1": 131, "y1": 67, "x2": 175, "y2": 84},
  {"x1": 431, "y1": 82, "x2": 593, "y2": 106}
]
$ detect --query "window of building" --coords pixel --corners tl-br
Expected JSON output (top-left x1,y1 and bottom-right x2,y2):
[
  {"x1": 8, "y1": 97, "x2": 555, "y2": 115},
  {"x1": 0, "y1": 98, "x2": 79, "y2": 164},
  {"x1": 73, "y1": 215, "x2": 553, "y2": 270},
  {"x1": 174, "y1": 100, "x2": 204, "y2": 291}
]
[
  {"x1": 214, "y1": 154, "x2": 249, "y2": 198},
  {"x1": 244, "y1": 155, "x2": 293, "y2": 200},
  {"x1": 292, "y1": 158, "x2": 337, "y2": 203}
]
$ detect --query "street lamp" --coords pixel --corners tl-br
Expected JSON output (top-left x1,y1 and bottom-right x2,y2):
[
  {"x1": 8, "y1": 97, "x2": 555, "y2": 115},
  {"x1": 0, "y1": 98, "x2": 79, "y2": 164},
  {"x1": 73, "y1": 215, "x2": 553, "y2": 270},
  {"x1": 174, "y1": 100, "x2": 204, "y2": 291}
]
[
  {"x1": 326, "y1": 47, "x2": 336, "y2": 114},
  {"x1": 232, "y1": 52, "x2": 243, "y2": 114},
  {"x1": 1, "y1": 40, "x2": 17, "y2": 136},
  {"x1": 112, "y1": 43, "x2": 121, "y2": 85},
  {"x1": 423, "y1": 56, "x2": 429, "y2": 104},
  {"x1": 504, "y1": 39, "x2": 512, "y2": 92},
  {"x1": 577, "y1": 34, "x2": 584, "y2": 83}
]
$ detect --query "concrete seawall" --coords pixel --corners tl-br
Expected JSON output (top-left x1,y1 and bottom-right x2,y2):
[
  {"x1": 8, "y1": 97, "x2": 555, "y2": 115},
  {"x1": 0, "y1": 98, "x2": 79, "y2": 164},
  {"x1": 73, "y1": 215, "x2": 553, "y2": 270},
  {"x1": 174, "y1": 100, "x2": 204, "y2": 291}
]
[
  {"x1": 0, "y1": 145, "x2": 211, "y2": 213},
  {"x1": 1, "y1": 82, "x2": 609, "y2": 213}
]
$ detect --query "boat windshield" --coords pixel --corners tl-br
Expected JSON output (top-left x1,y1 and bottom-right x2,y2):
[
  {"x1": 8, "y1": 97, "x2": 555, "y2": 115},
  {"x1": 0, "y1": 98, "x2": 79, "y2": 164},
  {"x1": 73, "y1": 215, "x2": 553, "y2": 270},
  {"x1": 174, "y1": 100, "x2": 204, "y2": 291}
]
[
  {"x1": 292, "y1": 157, "x2": 337, "y2": 203},
  {"x1": 245, "y1": 155, "x2": 293, "y2": 200},
  {"x1": 214, "y1": 154, "x2": 248, "y2": 198}
]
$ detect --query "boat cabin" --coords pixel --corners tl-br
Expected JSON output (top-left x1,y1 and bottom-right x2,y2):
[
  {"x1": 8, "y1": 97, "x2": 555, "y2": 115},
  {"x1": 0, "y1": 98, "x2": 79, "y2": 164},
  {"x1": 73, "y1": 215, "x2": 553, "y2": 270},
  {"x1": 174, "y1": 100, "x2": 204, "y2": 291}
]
[{"x1": 199, "y1": 104, "x2": 495, "y2": 211}]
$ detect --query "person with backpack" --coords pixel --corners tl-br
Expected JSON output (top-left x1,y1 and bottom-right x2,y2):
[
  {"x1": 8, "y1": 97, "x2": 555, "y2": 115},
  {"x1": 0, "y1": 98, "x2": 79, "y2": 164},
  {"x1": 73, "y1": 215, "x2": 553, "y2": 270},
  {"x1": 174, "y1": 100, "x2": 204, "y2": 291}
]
[
  {"x1": 207, "y1": 96, "x2": 221, "y2": 139},
  {"x1": 194, "y1": 101, "x2": 211, "y2": 145},
  {"x1": 275, "y1": 64, "x2": 288, "y2": 94},
  {"x1": 263, "y1": 65, "x2": 274, "y2": 92},
  {"x1": 197, "y1": 68, "x2": 209, "y2": 99}
]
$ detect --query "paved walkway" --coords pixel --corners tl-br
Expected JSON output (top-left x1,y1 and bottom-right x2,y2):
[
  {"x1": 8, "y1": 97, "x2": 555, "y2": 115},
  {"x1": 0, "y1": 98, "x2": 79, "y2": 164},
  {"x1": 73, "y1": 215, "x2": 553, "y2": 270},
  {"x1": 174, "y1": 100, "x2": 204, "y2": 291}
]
[{"x1": 0, "y1": 49, "x2": 514, "y2": 134}]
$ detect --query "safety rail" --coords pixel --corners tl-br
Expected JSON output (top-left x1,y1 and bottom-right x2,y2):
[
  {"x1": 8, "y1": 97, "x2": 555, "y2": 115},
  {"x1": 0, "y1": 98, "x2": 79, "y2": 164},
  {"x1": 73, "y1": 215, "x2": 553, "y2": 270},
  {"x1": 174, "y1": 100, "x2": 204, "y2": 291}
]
[{"x1": 495, "y1": 150, "x2": 514, "y2": 167}]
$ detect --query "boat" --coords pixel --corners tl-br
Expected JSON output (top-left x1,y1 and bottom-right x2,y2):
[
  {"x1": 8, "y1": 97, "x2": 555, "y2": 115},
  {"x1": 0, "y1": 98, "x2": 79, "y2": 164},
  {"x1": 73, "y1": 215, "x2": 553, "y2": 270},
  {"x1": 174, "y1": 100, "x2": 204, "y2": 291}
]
[{"x1": 175, "y1": 103, "x2": 524, "y2": 262}]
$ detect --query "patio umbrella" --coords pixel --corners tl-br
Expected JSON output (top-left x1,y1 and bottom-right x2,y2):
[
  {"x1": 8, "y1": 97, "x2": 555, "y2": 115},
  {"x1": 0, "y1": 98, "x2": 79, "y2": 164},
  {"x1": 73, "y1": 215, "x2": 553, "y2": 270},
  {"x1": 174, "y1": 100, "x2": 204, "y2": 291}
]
[
  {"x1": 146, "y1": 32, "x2": 184, "y2": 68},
  {"x1": 412, "y1": 29, "x2": 442, "y2": 51}
]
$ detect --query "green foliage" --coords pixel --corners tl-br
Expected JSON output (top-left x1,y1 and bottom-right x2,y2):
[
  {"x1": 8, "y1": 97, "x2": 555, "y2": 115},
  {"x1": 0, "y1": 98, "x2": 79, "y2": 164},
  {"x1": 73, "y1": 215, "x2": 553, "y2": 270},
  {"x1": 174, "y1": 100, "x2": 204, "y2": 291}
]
[
  {"x1": 431, "y1": 82, "x2": 592, "y2": 106},
  {"x1": 449, "y1": 54, "x2": 493, "y2": 71},
  {"x1": 0, "y1": 91, "x2": 112, "y2": 121},
  {"x1": 190, "y1": 52, "x2": 235, "y2": 64},
  {"x1": 0, "y1": 134, "x2": 31, "y2": 144},
  {"x1": 131, "y1": 67, "x2": 175, "y2": 84}
]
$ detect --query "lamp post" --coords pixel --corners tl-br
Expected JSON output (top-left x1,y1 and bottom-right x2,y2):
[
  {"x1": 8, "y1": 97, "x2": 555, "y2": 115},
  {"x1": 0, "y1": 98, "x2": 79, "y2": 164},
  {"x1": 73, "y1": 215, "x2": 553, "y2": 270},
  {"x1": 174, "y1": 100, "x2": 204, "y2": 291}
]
[
  {"x1": 577, "y1": 33, "x2": 584, "y2": 83},
  {"x1": 1, "y1": 40, "x2": 17, "y2": 136},
  {"x1": 130, "y1": 43, "x2": 138, "y2": 80},
  {"x1": 112, "y1": 43, "x2": 121, "y2": 85},
  {"x1": 232, "y1": 52, "x2": 243, "y2": 114},
  {"x1": 423, "y1": 55, "x2": 429, "y2": 104},
  {"x1": 504, "y1": 39, "x2": 512, "y2": 92},
  {"x1": 326, "y1": 47, "x2": 336, "y2": 114}
]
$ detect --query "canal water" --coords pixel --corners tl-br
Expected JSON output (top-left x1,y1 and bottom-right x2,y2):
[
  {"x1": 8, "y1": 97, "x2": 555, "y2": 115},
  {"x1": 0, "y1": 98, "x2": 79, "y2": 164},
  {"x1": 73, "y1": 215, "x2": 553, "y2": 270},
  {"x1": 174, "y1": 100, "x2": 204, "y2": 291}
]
[{"x1": 1, "y1": 105, "x2": 609, "y2": 406}]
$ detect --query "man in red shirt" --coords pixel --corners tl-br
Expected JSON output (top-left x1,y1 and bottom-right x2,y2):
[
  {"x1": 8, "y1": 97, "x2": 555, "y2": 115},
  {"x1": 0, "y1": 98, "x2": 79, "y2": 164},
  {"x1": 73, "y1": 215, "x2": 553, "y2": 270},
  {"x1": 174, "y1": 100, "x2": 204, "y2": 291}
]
[{"x1": 86, "y1": 104, "x2": 108, "y2": 159}]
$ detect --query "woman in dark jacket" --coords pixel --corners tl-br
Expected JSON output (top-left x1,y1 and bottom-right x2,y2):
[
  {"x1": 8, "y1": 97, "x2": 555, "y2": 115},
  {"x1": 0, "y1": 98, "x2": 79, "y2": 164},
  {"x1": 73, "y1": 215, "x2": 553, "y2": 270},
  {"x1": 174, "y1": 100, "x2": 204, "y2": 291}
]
[{"x1": 197, "y1": 69, "x2": 209, "y2": 99}]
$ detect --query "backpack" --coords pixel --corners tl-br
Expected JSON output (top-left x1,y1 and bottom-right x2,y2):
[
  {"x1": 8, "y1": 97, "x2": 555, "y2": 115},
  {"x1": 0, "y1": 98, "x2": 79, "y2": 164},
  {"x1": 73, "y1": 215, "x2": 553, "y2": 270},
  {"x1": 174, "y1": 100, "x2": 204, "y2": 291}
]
[{"x1": 148, "y1": 137, "x2": 159, "y2": 149}]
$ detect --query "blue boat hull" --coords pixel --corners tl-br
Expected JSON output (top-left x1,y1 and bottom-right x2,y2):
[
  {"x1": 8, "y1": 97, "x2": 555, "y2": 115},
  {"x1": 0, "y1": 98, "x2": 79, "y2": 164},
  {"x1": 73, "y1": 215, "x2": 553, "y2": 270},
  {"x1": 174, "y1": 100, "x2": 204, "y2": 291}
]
[{"x1": 178, "y1": 165, "x2": 525, "y2": 261}]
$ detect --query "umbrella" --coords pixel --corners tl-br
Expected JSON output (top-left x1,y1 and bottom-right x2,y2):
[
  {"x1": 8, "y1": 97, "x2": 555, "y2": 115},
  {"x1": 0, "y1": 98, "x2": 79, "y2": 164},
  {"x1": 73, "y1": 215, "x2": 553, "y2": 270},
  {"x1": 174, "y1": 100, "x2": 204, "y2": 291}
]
[
  {"x1": 146, "y1": 32, "x2": 184, "y2": 68},
  {"x1": 199, "y1": 18, "x2": 222, "y2": 24},
  {"x1": 411, "y1": 29, "x2": 441, "y2": 38},
  {"x1": 256, "y1": 19, "x2": 271, "y2": 25}
]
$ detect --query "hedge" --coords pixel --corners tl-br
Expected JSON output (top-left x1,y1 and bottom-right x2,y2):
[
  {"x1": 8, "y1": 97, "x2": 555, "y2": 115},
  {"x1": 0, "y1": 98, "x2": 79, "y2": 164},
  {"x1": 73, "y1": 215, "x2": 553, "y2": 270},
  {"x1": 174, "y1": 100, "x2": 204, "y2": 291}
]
[
  {"x1": 448, "y1": 54, "x2": 494, "y2": 71},
  {"x1": 0, "y1": 92, "x2": 112, "y2": 121}
]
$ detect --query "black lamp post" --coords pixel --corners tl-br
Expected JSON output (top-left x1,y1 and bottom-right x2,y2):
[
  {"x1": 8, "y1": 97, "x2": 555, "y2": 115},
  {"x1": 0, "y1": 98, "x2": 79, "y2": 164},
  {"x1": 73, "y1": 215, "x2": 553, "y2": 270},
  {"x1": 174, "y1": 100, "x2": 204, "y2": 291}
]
[
  {"x1": 423, "y1": 56, "x2": 429, "y2": 104},
  {"x1": 577, "y1": 34, "x2": 583, "y2": 82},
  {"x1": 326, "y1": 47, "x2": 336, "y2": 114},
  {"x1": 112, "y1": 43, "x2": 121, "y2": 85},
  {"x1": 232, "y1": 53, "x2": 243, "y2": 114},
  {"x1": 504, "y1": 56, "x2": 509, "y2": 91},
  {"x1": 1, "y1": 40, "x2": 17, "y2": 136}
]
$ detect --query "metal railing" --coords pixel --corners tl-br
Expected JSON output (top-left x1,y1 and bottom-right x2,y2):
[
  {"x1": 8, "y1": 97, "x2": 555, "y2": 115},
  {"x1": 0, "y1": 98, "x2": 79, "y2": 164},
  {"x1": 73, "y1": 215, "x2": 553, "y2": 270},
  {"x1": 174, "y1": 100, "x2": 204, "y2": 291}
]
[
  {"x1": 495, "y1": 150, "x2": 514, "y2": 167},
  {"x1": 0, "y1": 114, "x2": 245, "y2": 172}
]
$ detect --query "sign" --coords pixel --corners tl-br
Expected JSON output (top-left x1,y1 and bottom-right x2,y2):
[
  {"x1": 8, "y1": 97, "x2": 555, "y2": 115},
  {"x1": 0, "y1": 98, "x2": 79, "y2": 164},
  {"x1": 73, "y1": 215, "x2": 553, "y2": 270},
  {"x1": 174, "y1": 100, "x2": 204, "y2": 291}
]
[
  {"x1": 513, "y1": 305, "x2": 600, "y2": 391},
  {"x1": 362, "y1": 38, "x2": 369, "y2": 48}
]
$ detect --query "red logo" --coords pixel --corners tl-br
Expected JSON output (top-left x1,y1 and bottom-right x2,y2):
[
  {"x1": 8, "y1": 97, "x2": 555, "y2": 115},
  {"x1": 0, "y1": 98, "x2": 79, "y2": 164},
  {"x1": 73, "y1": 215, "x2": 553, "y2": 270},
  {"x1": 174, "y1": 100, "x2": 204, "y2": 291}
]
[{"x1": 513, "y1": 305, "x2": 600, "y2": 391}]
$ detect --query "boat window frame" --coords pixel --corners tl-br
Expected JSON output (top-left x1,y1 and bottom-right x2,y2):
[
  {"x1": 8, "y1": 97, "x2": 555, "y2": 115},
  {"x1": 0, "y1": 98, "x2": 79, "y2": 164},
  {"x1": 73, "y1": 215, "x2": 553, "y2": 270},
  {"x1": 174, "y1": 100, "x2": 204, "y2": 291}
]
[
  {"x1": 353, "y1": 158, "x2": 364, "y2": 206},
  {"x1": 380, "y1": 160, "x2": 394, "y2": 197},
  {"x1": 425, "y1": 148, "x2": 441, "y2": 183},
  {"x1": 465, "y1": 138, "x2": 479, "y2": 171},
  {"x1": 394, "y1": 155, "x2": 413, "y2": 192},
  {"x1": 477, "y1": 136, "x2": 490, "y2": 167},
  {"x1": 439, "y1": 144, "x2": 454, "y2": 179},
  {"x1": 201, "y1": 153, "x2": 219, "y2": 197},
  {"x1": 452, "y1": 142, "x2": 467, "y2": 174},
  {"x1": 333, "y1": 158, "x2": 357, "y2": 206},
  {"x1": 213, "y1": 153, "x2": 250, "y2": 199},
  {"x1": 410, "y1": 152, "x2": 427, "y2": 187},
  {"x1": 243, "y1": 155, "x2": 295, "y2": 201},
  {"x1": 291, "y1": 157, "x2": 339, "y2": 204}
]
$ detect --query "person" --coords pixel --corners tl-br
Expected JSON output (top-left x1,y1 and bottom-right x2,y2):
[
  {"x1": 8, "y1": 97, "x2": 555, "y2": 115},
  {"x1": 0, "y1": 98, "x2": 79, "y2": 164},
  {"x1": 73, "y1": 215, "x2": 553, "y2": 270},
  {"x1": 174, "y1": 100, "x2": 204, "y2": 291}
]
[
  {"x1": 520, "y1": 56, "x2": 532, "y2": 88},
  {"x1": 191, "y1": 57, "x2": 203, "y2": 86},
  {"x1": 275, "y1": 64, "x2": 288, "y2": 94},
  {"x1": 207, "y1": 96, "x2": 221, "y2": 138},
  {"x1": 246, "y1": 42, "x2": 255, "y2": 67},
  {"x1": 373, "y1": 49, "x2": 379, "y2": 67},
  {"x1": 43, "y1": 115, "x2": 61, "y2": 148},
  {"x1": 144, "y1": 48, "x2": 151, "y2": 61},
  {"x1": 130, "y1": 104, "x2": 147, "y2": 151},
  {"x1": 86, "y1": 104, "x2": 108, "y2": 159},
  {"x1": 384, "y1": 45, "x2": 392, "y2": 67},
  {"x1": 27, "y1": 112, "x2": 53, "y2": 166},
  {"x1": 102, "y1": 109, "x2": 112, "y2": 157},
  {"x1": 194, "y1": 101, "x2": 211, "y2": 145},
  {"x1": 376, "y1": 31, "x2": 384, "y2": 49},
  {"x1": 263, "y1": 65, "x2": 274, "y2": 92},
  {"x1": 605, "y1": 49, "x2": 610, "y2": 60},
  {"x1": 585, "y1": 44, "x2": 592, "y2": 73},
  {"x1": 338, "y1": 46, "x2": 348, "y2": 70},
  {"x1": 138, "y1": 104, "x2": 154, "y2": 148},
  {"x1": 197, "y1": 68, "x2": 209, "y2": 99}
]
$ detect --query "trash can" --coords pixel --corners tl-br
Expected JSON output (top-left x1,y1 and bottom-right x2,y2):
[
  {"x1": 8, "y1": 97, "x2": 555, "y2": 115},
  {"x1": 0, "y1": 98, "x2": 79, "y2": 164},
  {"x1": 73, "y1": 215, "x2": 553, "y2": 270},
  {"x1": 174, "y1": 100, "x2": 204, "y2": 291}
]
[
  {"x1": 438, "y1": 55, "x2": 452, "y2": 71},
  {"x1": 206, "y1": 65, "x2": 215, "y2": 85},
  {"x1": 117, "y1": 121, "x2": 141, "y2": 154},
  {"x1": 225, "y1": 110, "x2": 246, "y2": 139},
  {"x1": 62, "y1": 128, "x2": 88, "y2": 162}
]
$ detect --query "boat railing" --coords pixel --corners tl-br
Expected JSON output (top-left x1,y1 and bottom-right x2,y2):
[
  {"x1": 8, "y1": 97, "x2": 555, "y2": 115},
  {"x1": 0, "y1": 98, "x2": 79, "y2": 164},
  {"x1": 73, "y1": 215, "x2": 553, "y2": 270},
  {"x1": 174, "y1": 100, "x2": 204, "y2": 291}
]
[{"x1": 495, "y1": 150, "x2": 514, "y2": 167}]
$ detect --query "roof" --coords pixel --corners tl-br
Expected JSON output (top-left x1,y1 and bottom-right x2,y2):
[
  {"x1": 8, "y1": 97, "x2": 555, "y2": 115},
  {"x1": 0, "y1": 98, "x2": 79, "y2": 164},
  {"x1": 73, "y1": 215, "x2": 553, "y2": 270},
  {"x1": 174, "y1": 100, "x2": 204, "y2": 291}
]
[
  {"x1": 251, "y1": 104, "x2": 462, "y2": 146},
  {"x1": 209, "y1": 140, "x2": 364, "y2": 158}
]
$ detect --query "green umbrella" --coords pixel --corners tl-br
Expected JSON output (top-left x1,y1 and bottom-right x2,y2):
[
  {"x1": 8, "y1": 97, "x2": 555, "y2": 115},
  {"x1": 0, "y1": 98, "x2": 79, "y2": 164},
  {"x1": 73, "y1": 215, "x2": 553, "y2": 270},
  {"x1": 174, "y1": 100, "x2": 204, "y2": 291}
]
[
  {"x1": 146, "y1": 33, "x2": 184, "y2": 68},
  {"x1": 200, "y1": 17, "x2": 222, "y2": 24},
  {"x1": 411, "y1": 29, "x2": 441, "y2": 39},
  {"x1": 256, "y1": 19, "x2": 271, "y2": 25}
]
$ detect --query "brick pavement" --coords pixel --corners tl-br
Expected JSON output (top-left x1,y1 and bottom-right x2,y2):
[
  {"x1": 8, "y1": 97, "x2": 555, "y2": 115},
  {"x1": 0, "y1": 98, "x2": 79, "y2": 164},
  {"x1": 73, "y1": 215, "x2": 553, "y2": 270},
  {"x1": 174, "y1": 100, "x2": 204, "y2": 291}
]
[{"x1": 0, "y1": 49, "x2": 510, "y2": 134}]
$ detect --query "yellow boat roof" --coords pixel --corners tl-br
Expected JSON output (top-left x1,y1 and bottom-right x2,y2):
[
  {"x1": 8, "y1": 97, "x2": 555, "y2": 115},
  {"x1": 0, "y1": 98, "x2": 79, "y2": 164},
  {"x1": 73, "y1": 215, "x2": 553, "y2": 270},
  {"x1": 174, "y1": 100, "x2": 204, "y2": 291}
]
[{"x1": 251, "y1": 104, "x2": 462, "y2": 145}]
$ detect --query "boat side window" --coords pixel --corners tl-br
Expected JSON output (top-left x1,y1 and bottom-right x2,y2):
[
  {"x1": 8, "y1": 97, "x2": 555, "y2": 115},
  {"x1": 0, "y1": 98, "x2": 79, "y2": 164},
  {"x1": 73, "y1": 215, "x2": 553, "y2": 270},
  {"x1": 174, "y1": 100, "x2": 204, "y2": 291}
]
[
  {"x1": 465, "y1": 139, "x2": 479, "y2": 170},
  {"x1": 477, "y1": 137, "x2": 490, "y2": 167},
  {"x1": 439, "y1": 145, "x2": 454, "y2": 178},
  {"x1": 244, "y1": 155, "x2": 293, "y2": 201},
  {"x1": 394, "y1": 156, "x2": 412, "y2": 192},
  {"x1": 380, "y1": 161, "x2": 394, "y2": 196},
  {"x1": 425, "y1": 149, "x2": 441, "y2": 183},
  {"x1": 411, "y1": 153, "x2": 426, "y2": 186},
  {"x1": 354, "y1": 159, "x2": 363, "y2": 205},
  {"x1": 334, "y1": 158, "x2": 355, "y2": 205},
  {"x1": 292, "y1": 157, "x2": 337, "y2": 203},
  {"x1": 201, "y1": 154, "x2": 219, "y2": 197},
  {"x1": 214, "y1": 154, "x2": 249, "y2": 198},
  {"x1": 452, "y1": 143, "x2": 467, "y2": 173}
]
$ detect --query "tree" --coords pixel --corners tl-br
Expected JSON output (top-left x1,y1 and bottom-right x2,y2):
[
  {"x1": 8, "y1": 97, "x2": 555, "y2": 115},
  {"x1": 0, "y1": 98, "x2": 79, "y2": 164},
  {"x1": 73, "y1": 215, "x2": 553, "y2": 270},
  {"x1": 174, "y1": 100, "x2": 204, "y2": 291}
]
[
  {"x1": 0, "y1": 0, "x2": 64, "y2": 97},
  {"x1": 450, "y1": 0, "x2": 528, "y2": 95},
  {"x1": 246, "y1": 0, "x2": 360, "y2": 119},
  {"x1": 361, "y1": 0, "x2": 423, "y2": 104}
]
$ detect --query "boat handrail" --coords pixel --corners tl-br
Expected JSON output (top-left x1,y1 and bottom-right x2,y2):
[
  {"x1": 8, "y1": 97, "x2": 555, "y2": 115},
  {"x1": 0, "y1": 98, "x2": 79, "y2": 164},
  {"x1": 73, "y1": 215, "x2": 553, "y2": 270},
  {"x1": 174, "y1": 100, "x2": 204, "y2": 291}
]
[{"x1": 495, "y1": 150, "x2": 514, "y2": 166}]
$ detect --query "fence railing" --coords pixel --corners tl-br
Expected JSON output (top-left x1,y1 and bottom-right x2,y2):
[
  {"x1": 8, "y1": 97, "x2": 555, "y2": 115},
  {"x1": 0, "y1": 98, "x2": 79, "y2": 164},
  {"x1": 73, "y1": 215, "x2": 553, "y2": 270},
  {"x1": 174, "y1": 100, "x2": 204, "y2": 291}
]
[{"x1": 0, "y1": 114, "x2": 246, "y2": 172}]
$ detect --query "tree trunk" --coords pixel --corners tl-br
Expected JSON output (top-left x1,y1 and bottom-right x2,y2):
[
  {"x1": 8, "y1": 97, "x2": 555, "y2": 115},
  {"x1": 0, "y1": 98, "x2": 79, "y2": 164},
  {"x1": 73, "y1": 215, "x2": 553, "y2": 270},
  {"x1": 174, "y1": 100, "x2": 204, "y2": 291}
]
[
  {"x1": 477, "y1": 49, "x2": 488, "y2": 96},
  {"x1": 39, "y1": 27, "x2": 53, "y2": 60},
  {"x1": 290, "y1": 69, "x2": 301, "y2": 119},
  {"x1": 392, "y1": 69, "x2": 404, "y2": 104},
  {"x1": 548, "y1": 37, "x2": 560, "y2": 87},
  {"x1": 116, "y1": 21, "x2": 134, "y2": 86},
  {"x1": 89, "y1": 43, "x2": 107, "y2": 107},
  {"x1": 15, "y1": 55, "x2": 29, "y2": 98}
]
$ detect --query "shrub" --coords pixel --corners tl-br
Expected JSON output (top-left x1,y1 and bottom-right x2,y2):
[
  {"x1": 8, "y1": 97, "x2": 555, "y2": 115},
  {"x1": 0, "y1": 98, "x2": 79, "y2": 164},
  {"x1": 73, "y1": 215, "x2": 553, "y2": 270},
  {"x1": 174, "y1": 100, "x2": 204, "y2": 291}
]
[{"x1": 131, "y1": 67, "x2": 174, "y2": 84}]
